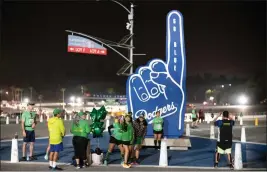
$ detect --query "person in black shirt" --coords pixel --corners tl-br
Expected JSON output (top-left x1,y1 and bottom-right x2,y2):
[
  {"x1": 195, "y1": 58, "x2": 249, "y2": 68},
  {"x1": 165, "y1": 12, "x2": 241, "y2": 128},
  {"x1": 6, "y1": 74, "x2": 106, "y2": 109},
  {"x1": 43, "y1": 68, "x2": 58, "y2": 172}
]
[{"x1": 213, "y1": 111, "x2": 235, "y2": 169}]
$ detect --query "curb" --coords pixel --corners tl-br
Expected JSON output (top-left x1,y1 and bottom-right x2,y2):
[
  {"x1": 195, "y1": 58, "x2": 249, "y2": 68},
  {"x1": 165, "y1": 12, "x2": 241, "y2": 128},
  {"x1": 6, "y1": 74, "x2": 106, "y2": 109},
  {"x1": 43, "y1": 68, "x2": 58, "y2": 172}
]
[{"x1": 1, "y1": 161, "x2": 266, "y2": 170}]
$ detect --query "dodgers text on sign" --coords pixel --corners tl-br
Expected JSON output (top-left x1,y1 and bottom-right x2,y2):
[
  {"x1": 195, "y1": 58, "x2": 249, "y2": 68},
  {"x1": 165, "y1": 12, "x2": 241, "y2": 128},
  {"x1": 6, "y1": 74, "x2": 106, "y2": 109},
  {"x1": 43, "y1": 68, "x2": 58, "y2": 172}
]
[{"x1": 126, "y1": 10, "x2": 187, "y2": 138}]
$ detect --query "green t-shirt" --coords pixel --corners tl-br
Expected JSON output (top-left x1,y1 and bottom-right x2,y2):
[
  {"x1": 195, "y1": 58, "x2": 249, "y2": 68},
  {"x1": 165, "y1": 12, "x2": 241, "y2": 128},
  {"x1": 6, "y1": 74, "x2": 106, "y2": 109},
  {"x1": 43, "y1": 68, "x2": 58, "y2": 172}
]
[
  {"x1": 22, "y1": 111, "x2": 36, "y2": 131},
  {"x1": 121, "y1": 123, "x2": 134, "y2": 142},
  {"x1": 192, "y1": 109, "x2": 196, "y2": 118},
  {"x1": 113, "y1": 122, "x2": 123, "y2": 141},
  {"x1": 71, "y1": 119, "x2": 91, "y2": 139},
  {"x1": 152, "y1": 117, "x2": 163, "y2": 131}
]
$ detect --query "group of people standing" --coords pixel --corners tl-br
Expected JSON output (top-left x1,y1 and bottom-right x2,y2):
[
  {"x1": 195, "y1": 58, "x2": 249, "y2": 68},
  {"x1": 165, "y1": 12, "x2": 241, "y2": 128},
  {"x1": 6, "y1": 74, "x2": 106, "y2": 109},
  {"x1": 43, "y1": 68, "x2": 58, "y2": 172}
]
[
  {"x1": 103, "y1": 110, "x2": 164, "y2": 168},
  {"x1": 19, "y1": 102, "x2": 165, "y2": 170}
]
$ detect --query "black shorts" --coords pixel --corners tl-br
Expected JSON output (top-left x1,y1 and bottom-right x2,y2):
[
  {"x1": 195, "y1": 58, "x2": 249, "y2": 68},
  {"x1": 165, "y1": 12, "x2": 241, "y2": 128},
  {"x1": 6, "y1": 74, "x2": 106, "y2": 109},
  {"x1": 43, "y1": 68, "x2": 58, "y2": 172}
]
[
  {"x1": 23, "y1": 130, "x2": 35, "y2": 143},
  {"x1": 153, "y1": 130, "x2": 163, "y2": 134},
  {"x1": 72, "y1": 136, "x2": 88, "y2": 160},
  {"x1": 121, "y1": 141, "x2": 131, "y2": 145},
  {"x1": 109, "y1": 136, "x2": 122, "y2": 145},
  {"x1": 192, "y1": 118, "x2": 197, "y2": 122}
]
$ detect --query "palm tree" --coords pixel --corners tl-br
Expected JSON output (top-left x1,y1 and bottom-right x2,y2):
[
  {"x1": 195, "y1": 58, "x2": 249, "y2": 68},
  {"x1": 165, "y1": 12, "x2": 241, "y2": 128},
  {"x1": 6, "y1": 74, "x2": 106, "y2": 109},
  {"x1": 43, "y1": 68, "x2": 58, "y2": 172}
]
[
  {"x1": 15, "y1": 88, "x2": 21, "y2": 102},
  {"x1": 10, "y1": 86, "x2": 15, "y2": 101}
]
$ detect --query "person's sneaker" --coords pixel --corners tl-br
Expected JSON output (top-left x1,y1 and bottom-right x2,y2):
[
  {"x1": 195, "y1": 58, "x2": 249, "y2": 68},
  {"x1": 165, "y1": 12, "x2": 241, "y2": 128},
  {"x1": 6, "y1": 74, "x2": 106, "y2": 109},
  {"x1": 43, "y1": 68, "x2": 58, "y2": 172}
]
[
  {"x1": 104, "y1": 160, "x2": 108, "y2": 166},
  {"x1": 214, "y1": 162, "x2": 218, "y2": 168},
  {"x1": 229, "y1": 163, "x2": 234, "y2": 169},
  {"x1": 44, "y1": 154, "x2": 48, "y2": 160},
  {"x1": 131, "y1": 161, "x2": 139, "y2": 165},
  {"x1": 49, "y1": 166, "x2": 52, "y2": 169},
  {"x1": 52, "y1": 166, "x2": 63, "y2": 171},
  {"x1": 76, "y1": 166, "x2": 80, "y2": 169},
  {"x1": 29, "y1": 156, "x2": 37, "y2": 161},
  {"x1": 20, "y1": 157, "x2": 27, "y2": 161},
  {"x1": 122, "y1": 163, "x2": 130, "y2": 168}
]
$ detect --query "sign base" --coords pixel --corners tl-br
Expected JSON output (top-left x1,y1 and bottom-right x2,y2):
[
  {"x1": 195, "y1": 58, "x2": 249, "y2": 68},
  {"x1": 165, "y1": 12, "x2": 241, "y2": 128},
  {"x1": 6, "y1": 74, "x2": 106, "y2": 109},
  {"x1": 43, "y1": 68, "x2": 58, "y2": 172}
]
[{"x1": 143, "y1": 137, "x2": 191, "y2": 150}]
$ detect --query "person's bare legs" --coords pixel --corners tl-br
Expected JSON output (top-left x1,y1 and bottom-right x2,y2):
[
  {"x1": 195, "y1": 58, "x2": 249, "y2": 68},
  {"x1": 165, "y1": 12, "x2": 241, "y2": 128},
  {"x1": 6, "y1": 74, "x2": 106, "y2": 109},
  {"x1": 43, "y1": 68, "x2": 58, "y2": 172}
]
[
  {"x1": 29, "y1": 142, "x2": 34, "y2": 157},
  {"x1": 118, "y1": 144, "x2": 124, "y2": 162},
  {"x1": 154, "y1": 134, "x2": 157, "y2": 148},
  {"x1": 22, "y1": 143, "x2": 27, "y2": 157},
  {"x1": 157, "y1": 134, "x2": 162, "y2": 148},
  {"x1": 53, "y1": 152, "x2": 59, "y2": 168},
  {"x1": 123, "y1": 145, "x2": 129, "y2": 164},
  {"x1": 49, "y1": 152, "x2": 54, "y2": 167}
]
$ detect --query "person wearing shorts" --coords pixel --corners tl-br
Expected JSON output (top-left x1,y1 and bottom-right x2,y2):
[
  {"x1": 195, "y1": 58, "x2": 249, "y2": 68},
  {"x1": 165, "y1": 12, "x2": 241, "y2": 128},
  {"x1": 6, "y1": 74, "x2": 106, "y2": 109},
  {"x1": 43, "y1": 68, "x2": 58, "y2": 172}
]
[
  {"x1": 121, "y1": 114, "x2": 134, "y2": 168},
  {"x1": 152, "y1": 111, "x2": 163, "y2": 150},
  {"x1": 20, "y1": 103, "x2": 37, "y2": 161},
  {"x1": 103, "y1": 117, "x2": 124, "y2": 166},
  {"x1": 48, "y1": 108, "x2": 65, "y2": 170},
  {"x1": 131, "y1": 114, "x2": 147, "y2": 165},
  {"x1": 213, "y1": 111, "x2": 235, "y2": 169},
  {"x1": 71, "y1": 112, "x2": 91, "y2": 169}
]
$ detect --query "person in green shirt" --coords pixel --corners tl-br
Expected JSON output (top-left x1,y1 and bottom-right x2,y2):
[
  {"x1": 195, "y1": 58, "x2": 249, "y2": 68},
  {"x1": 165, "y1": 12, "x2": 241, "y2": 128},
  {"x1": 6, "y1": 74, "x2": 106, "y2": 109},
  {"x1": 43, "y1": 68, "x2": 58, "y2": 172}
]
[
  {"x1": 152, "y1": 111, "x2": 163, "y2": 150},
  {"x1": 70, "y1": 112, "x2": 91, "y2": 169},
  {"x1": 121, "y1": 114, "x2": 134, "y2": 168},
  {"x1": 103, "y1": 116, "x2": 124, "y2": 166},
  {"x1": 20, "y1": 103, "x2": 37, "y2": 161}
]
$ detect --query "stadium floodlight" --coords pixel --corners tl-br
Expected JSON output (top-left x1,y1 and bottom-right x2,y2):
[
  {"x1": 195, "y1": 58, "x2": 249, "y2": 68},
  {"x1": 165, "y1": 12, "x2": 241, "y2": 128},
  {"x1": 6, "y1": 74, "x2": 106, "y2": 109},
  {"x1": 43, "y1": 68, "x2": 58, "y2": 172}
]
[{"x1": 238, "y1": 95, "x2": 248, "y2": 105}]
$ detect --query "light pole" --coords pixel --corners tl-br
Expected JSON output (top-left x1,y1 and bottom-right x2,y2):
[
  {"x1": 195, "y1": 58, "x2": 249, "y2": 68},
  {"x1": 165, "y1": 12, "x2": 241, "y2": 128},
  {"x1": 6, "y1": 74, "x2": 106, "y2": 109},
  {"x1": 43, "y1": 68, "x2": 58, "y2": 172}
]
[{"x1": 98, "y1": 0, "x2": 135, "y2": 74}]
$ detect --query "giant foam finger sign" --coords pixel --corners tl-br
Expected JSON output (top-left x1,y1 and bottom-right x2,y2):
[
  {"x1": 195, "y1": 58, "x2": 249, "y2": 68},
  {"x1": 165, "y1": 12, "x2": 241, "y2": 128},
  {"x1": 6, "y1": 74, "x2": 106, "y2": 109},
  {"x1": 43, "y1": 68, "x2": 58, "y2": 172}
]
[{"x1": 126, "y1": 10, "x2": 186, "y2": 138}]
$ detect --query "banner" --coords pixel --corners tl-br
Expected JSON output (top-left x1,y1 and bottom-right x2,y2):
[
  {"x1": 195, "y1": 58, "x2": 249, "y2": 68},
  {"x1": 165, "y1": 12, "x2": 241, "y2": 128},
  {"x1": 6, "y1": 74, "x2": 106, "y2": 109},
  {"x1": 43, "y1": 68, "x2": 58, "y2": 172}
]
[
  {"x1": 68, "y1": 35, "x2": 107, "y2": 55},
  {"x1": 126, "y1": 10, "x2": 187, "y2": 138}
]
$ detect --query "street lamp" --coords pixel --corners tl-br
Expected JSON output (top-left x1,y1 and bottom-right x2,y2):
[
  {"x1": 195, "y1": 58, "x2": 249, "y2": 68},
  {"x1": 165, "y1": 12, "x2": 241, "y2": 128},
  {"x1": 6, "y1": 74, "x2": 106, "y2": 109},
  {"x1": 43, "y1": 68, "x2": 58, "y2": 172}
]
[
  {"x1": 24, "y1": 98, "x2": 29, "y2": 103},
  {"x1": 5, "y1": 92, "x2": 8, "y2": 95},
  {"x1": 70, "y1": 96, "x2": 75, "y2": 111},
  {"x1": 238, "y1": 95, "x2": 248, "y2": 105},
  {"x1": 97, "y1": 0, "x2": 135, "y2": 74},
  {"x1": 209, "y1": 96, "x2": 214, "y2": 101},
  {"x1": 221, "y1": 85, "x2": 224, "y2": 88}
]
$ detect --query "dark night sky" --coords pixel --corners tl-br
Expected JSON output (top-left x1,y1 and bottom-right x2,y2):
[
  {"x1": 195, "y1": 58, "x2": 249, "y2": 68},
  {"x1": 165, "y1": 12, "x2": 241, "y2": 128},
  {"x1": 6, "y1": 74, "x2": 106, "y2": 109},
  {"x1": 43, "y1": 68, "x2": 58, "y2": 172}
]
[{"x1": 0, "y1": 0, "x2": 266, "y2": 90}]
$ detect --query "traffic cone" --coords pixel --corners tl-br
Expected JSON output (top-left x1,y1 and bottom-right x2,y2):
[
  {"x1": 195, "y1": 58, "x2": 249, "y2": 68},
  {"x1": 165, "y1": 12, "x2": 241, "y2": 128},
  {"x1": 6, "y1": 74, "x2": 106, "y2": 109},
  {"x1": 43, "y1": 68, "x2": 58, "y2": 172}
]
[
  {"x1": 6, "y1": 116, "x2": 9, "y2": 125},
  {"x1": 255, "y1": 118, "x2": 258, "y2": 126},
  {"x1": 234, "y1": 143, "x2": 243, "y2": 170},
  {"x1": 16, "y1": 116, "x2": 19, "y2": 124},
  {"x1": 186, "y1": 123, "x2": 190, "y2": 136},
  {"x1": 64, "y1": 114, "x2": 67, "y2": 121},
  {"x1": 105, "y1": 118, "x2": 110, "y2": 131},
  {"x1": 159, "y1": 137, "x2": 168, "y2": 167},
  {"x1": 241, "y1": 126, "x2": 246, "y2": 143},
  {"x1": 11, "y1": 138, "x2": 19, "y2": 163},
  {"x1": 210, "y1": 124, "x2": 215, "y2": 139},
  {"x1": 40, "y1": 115, "x2": 43, "y2": 123}
]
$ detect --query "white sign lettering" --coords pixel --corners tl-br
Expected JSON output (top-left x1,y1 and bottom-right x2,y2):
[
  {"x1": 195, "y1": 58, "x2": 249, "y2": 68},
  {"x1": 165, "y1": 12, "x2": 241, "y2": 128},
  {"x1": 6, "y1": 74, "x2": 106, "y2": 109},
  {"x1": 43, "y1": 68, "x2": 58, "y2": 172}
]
[{"x1": 135, "y1": 102, "x2": 178, "y2": 124}]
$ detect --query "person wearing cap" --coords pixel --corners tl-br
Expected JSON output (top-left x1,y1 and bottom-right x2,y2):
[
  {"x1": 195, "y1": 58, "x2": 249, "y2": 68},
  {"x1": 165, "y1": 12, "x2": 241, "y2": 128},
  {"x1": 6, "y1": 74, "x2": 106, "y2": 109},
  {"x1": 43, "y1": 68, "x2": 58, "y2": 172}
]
[
  {"x1": 47, "y1": 108, "x2": 65, "y2": 170},
  {"x1": 103, "y1": 116, "x2": 124, "y2": 166},
  {"x1": 20, "y1": 102, "x2": 37, "y2": 161},
  {"x1": 131, "y1": 114, "x2": 147, "y2": 165},
  {"x1": 70, "y1": 111, "x2": 91, "y2": 169},
  {"x1": 121, "y1": 113, "x2": 134, "y2": 168}
]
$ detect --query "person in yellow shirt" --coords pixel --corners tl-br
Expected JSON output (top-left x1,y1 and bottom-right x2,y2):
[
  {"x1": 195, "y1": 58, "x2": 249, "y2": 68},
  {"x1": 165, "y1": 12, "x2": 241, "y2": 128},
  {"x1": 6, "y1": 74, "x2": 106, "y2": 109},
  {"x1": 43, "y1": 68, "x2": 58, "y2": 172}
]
[{"x1": 48, "y1": 109, "x2": 65, "y2": 171}]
